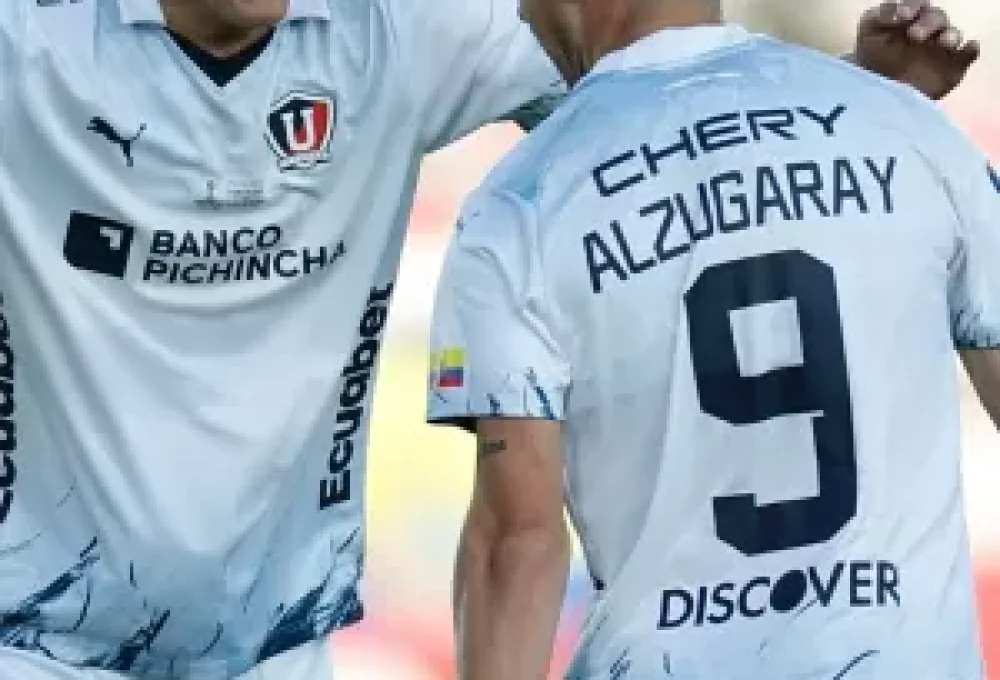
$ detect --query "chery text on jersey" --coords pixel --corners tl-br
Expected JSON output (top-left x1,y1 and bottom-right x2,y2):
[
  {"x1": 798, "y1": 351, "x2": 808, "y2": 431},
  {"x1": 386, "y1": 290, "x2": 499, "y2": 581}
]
[{"x1": 584, "y1": 105, "x2": 898, "y2": 294}]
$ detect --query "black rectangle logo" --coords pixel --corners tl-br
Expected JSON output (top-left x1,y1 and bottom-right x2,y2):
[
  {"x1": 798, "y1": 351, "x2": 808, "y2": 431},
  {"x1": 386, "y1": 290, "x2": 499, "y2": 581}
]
[{"x1": 64, "y1": 212, "x2": 135, "y2": 279}]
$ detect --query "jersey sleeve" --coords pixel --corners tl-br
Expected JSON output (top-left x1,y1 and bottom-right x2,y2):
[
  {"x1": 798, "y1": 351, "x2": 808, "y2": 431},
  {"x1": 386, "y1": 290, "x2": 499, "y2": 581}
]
[
  {"x1": 408, "y1": 0, "x2": 566, "y2": 152},
  {"x1": 945, "y1": 143, "x2": 1000, "y2": 349},
  {"x1": 426, "y1": 191, "x2": 570, "y2": 427}
]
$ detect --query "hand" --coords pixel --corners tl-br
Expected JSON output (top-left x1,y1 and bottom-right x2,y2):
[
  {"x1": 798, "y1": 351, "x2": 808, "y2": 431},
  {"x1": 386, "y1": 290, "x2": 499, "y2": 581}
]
[{"x1": 851, "y1": 0, "x2": 980, "y2": 100}]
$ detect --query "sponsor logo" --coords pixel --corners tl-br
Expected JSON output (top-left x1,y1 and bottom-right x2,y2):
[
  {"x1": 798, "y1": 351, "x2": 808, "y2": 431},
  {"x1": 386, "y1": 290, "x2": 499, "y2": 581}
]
[
  {"x1": 64, "y1": 214, "x2": 345, "y2": 285},
  {"x1": 265, "y1": 92, "x2": 335, "y2": 171},
  {"x1": 0, "y1": 294, "x2": 17, "y2": 523},
  {"x1": 64, "y1": 212, "x2": 136, "y2": 279},
  {"x1": 657, "y1": 560, "x2": 900, "y2": 629},
  {"x1": 319, "y1": 283, "x2": 394, "y2": 509},
  {"x1": 143, "y1": 227, "x2": 345, "y2": 285},
  {"x1": 87, "y1": 117, "x2": 146, "y2": 168}
]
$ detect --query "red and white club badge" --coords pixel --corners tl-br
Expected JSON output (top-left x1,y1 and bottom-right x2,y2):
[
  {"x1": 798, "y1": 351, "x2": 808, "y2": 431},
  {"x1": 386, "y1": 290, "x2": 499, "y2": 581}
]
[{"x1": 265, "y1": 92, "x2": 335, "y2": 171}]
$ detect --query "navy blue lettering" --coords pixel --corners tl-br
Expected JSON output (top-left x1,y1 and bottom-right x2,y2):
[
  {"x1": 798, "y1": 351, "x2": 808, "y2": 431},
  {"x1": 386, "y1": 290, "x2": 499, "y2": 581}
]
[
  {"x1": 303, "y1": 247, "x2": 327, "y2": 275},
  {"x1": 176, "y1": 232, "x2": 200, "y2": 258},
  {"x1": 583, "y1": 232, "x2": 628, "y2": 294},
  {"x1": 849, "y1": 561, "x2": 873, "y2": 606},
  {"x1": 756, "y1": 164, "x2": 793, "y2": 224},
  {"x1": 610, "y1": 221, "x2": 656, "y2": 275},
  {"x1": 246, "y1": 255, "x2": 270, "y2": 280},
  {"x1": 707, "y1": 582, "x2": 736, "y2": 624},
  {"x1": 678, "y1": 193, "x2": 711, "y2": 243},
  {"x1": 203, "y1": 231, "x2": 228, "y2": 257},
  {"x1": 798, "y1": 105, "x2": 847, "y2": 136},
  {"x1": 593, "y1": 152, "x2": 643, "y2": 197},
  {"x1": 747, "y1": 109, "x2": 796, "y2": 141},
  {"x1": 0, "y1": 297, "x2": 17, "y2": 523},
  {"x1": 208, "y1": 260, "x2": 234, "y2": 284},
  {"x1": 786, "y1": 161, "x2": 830, "y2": 219},
  {"x1": 809, "y1": 561, "x2": 844, "y2": 606},
  {"x1": 695, "y1": 113, "x2": 748, "y2": 153},
  {"x1": 141, "y1": 260, "x2": 168, "y2": 281},
  {"x1": 711, "y1": 170, "x2": 751, "y2": 233},
  {"x1": 658, "y1": 590, "x2": 694, "y2": 629},
  {"x1": 258, "y1": 225, "x2": 281, "y2": 250},
  {"x1": 319, "y1": 284, "x2": 394, "y2": 509},
  {"x1": 150, "y1": 231, "x2": 174, "y2": 256},
  {"x1": 832, "y1": 158, "x2": 869, "y2": 215},
  {"x1": 738, "y1": 577, "x2": 769, "y2": 618},
  {"x1": 865, "y1": 157, "x2": 897, "y2": 212},
  {"x1": 641, "y1": 129, "x2": 697, "y2": 175},
  {"x1": 642, "y1": 198, "x2": 691, "y2": 262},
  {"x1": 182, "y1": 263, "x2": 206, "y2": 285},
  {"x1": 233, "y1": 228, "x2": 256, "y2": 254},
  {"x1": 274, "y1": 250, "x2": 299, "y2": 278},
  {"x1": 877, "y1": 562, "x2": 900, "y2": 606}
]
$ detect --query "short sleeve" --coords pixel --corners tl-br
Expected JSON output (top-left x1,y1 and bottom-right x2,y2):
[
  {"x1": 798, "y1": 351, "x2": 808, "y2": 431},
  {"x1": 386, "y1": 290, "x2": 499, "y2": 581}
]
[
  {"x1": 407, "y1": 0, "x2": 566, "y2": 152},
  {"x1": 426, "y1": 192, "x2": 570, "y2": 427},
  {"x1": 945, "y1": 146, "x2": 1000, "y2": 349}
]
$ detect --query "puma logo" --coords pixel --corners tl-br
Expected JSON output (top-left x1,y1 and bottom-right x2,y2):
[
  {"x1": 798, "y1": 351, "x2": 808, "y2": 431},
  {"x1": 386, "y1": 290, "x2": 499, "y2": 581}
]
[{"x1": 87, "y1": 117, "x2": 146, "y2": 167}]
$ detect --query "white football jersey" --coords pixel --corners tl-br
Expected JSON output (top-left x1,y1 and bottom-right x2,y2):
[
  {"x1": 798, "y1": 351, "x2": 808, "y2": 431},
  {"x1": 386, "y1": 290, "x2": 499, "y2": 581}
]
[
  {"x1": 426, "y1": 25, "x2": 995, "y2": 680},
  {"x1": 0, "y1": 0, "x2": 561, "y2": 677}
]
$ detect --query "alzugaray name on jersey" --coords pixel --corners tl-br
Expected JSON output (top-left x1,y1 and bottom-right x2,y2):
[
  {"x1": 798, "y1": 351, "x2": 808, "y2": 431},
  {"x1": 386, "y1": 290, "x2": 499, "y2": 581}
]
[
  {"x1": 658, "y1": 559, "x2": 900, "y2": 629},
  {"x1": 0, "y1": 294, "x2": 17, "y2": 523},
  {"x1": 582, "y1": 105, "x2": 898, "y2": 294},
  {"x1": 143, "y1": 225, "x2": 346, "y2": 285}
]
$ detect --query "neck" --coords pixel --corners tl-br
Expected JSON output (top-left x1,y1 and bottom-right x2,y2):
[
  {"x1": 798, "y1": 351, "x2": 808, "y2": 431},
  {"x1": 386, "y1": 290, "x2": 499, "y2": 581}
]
[
  {"x1": 160, "y1": 2, "x2": 276, "y2": 57},
  {"x1": 583, "y1": 2, "x2": 722, "y2": 73}
]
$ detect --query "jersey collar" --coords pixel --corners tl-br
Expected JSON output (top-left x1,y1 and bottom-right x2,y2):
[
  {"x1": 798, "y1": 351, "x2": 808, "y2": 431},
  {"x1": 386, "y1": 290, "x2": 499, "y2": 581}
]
[
  {"x1": 578, "y1": 23, "x2": 754, "y2": 87},
  {"x1": 117, "y1": 0, "x2": 331, "y2": 25}
]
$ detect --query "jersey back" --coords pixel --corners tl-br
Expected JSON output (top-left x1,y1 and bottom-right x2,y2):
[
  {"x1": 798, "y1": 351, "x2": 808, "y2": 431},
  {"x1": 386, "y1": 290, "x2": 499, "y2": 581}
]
[
  {"x1": 558, "y1": 37, "x2": 984, "y2": 680},
  {"x1": 427, "y1": 28, "x2": 990, "y2": 680}
]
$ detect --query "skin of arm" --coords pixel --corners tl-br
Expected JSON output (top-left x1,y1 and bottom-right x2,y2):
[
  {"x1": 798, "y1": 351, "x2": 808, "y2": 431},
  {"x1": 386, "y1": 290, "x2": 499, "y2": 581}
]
[
  {"x1": 960, "y1": 350, "x2": 1000, "y2": 431},
  {"x1": 454, "y1": 417, "x2": 571, "y2": 680}
]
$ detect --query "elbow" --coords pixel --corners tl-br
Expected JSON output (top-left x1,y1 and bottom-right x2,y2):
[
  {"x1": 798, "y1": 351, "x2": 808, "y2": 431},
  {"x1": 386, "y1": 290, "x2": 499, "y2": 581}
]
[
  {"x1": 487, "y1": 521, "x2": 571, "y2": 584},
  {"x1": 462, "y1": 514, "x2": 570, "y2": 580}
]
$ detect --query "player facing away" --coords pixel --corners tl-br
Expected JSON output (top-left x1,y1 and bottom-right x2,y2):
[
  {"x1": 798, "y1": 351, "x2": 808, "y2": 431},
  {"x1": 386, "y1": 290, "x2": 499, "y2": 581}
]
[
  {"x1": 0, "y1": 0, "x2": 980, "y2": 679},
  {"x1": 426, "y1": 1, "x2": 996, "y2": 679}
]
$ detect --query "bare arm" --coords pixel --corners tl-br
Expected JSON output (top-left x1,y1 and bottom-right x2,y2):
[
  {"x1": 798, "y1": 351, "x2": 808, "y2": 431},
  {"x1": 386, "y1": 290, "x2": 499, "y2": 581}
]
[
  {"x1": 961, "y1": 350, "x2": 1000, "y2": 431},
  {"x1": 455, "y1": 418, "x2": 570, "y2": 680}
]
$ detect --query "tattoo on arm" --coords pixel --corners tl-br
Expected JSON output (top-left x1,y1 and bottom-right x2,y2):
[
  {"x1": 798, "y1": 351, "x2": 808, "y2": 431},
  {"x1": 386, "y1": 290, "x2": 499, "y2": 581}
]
[{"x1": 478, "y1": 439, "x2": 508, "y2": 459}]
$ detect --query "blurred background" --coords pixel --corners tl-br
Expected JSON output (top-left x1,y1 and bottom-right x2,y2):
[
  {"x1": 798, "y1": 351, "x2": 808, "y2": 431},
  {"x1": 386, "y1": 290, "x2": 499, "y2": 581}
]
[{"x1": 335, "y1": 2, "x2": 1000, "y2": 677}]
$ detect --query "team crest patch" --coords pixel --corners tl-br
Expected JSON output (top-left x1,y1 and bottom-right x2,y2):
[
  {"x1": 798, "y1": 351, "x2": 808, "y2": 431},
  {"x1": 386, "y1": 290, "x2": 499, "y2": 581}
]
[{"x1": 265, "y1": 92, "x2": 335, "y2": 171}]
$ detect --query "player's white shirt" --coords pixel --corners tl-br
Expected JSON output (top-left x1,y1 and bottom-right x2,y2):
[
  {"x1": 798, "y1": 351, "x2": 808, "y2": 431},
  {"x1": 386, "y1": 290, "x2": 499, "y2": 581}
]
[
  {"x1": 0, "y1": 0, "x2": 562, "y2": 677},
  {"x1": 427, "y1": 25, "x2": 996, "y2": 680}
]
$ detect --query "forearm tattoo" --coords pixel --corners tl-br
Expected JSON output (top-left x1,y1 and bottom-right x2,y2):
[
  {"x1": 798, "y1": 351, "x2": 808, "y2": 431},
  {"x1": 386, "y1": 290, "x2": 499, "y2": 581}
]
[{"x1": 478, "y1": 439, "x2": 508, "y2": 459}]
